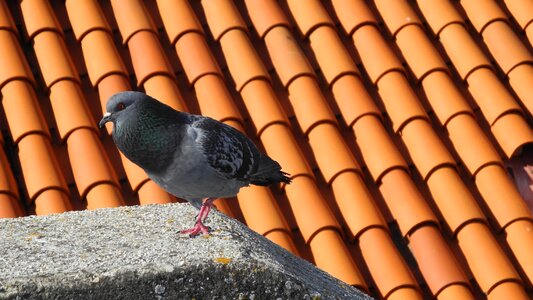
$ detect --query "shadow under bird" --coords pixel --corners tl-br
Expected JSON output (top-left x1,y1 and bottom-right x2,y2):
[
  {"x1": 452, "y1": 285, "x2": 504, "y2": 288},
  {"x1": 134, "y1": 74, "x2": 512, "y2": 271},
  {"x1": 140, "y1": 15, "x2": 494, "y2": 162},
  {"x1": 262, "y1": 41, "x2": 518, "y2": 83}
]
[{"x1": 99, "y1": 91, "x2": 291, "y2": 237}]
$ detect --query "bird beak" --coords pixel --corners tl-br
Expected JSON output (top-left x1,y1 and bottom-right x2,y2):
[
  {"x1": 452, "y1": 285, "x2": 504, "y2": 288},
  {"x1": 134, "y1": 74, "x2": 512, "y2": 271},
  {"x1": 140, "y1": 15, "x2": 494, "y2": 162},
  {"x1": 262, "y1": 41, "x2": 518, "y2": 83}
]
[{"x1": 99, "y1": 112, "x2": 112, "y2": 128}]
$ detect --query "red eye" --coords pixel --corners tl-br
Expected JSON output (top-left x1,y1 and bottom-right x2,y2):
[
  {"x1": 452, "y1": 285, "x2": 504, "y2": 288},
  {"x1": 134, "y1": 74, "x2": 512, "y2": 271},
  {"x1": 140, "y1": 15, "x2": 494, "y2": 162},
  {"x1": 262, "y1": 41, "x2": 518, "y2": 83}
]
[{"x1": 117, "y1": 102, "x2": 126, "y2": 110}]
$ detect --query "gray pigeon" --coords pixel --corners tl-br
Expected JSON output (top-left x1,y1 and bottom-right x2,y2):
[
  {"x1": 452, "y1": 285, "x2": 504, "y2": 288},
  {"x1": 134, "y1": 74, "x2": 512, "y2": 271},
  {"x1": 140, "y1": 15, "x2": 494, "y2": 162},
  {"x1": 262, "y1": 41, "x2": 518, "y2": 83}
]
[{"x1": 99, "y1": 91, "x2": 291, "y2": 237}]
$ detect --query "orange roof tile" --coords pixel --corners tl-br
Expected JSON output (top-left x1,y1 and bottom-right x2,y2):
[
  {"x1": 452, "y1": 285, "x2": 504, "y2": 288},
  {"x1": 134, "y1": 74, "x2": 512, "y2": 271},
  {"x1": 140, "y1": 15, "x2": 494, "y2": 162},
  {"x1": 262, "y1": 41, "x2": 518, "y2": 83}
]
[{"x1": 1, "y1": 0, "x2": 533, "y2": 298}]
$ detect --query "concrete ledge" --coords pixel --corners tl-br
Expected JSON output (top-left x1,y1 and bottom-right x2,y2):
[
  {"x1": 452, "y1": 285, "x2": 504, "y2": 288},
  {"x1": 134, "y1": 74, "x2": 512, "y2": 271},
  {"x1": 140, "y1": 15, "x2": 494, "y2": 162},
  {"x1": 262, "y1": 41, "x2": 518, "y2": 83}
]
[{"x1": 0, "y1": 203, "x2": 371, "y2": 299}]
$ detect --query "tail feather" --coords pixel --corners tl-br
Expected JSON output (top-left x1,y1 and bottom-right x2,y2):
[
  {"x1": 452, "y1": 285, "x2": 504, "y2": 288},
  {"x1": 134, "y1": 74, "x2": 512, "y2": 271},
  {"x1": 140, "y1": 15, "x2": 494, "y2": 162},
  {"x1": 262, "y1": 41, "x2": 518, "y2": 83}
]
[{"x1": 250, "y1": 154, "x2": 291, "y2": 186}]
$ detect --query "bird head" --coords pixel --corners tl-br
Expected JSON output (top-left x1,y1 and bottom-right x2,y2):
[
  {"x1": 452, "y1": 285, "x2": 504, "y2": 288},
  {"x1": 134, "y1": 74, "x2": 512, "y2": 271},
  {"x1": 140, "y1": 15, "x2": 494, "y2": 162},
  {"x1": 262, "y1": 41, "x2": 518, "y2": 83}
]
[{"x1": 99, "y1": 91, "x2": 144, "y2": 128}]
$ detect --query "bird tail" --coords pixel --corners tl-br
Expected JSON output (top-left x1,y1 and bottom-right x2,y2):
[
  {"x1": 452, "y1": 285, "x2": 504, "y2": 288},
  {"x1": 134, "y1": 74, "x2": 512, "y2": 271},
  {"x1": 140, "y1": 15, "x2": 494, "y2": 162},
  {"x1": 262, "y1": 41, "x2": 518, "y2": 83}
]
[{"x1": 250, "y1": 154, "x2": 291, "y2": 186}]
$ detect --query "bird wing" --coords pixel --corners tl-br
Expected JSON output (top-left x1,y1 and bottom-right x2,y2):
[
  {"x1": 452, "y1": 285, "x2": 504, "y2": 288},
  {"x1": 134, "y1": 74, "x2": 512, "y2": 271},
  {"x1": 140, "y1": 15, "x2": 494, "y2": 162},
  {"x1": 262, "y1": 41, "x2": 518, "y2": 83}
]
[{"x1": 192, "y1": 117, "x2": 259, "y2": 181}]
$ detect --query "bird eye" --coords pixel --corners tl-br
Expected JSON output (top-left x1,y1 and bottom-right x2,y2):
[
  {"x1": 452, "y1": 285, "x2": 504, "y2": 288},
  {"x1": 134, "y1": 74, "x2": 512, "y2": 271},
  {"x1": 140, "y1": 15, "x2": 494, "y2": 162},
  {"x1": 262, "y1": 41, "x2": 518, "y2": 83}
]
[{"x1": 117, "y1": 102, "x2": 126, "y2": 110}]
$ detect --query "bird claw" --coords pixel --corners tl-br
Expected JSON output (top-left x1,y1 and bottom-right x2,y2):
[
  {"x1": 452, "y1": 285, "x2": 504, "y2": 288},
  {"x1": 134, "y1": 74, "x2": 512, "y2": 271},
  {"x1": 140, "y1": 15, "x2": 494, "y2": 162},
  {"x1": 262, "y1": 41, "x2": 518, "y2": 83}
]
[{"x1": 179, "y1": 222, "x2": 211, "y2": 238}]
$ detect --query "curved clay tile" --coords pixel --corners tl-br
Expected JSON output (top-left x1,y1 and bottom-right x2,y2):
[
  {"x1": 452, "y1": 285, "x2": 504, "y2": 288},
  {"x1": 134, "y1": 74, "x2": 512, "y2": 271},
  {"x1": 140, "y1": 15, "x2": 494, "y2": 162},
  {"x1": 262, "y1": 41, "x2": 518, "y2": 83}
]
[
  {"x1": 20, "y1": 0, "x2": 62, "y2": 38},
  {"x1": 352, "y1": 25, "x2": 404, "y2": 83},
  {"x1": 33, "y1": 188, "x2": 71, "y2": 216},
  {"x1": 285, "y1": 0, "x2": 335, "y2": 38},
  {"x1": 1, "y1": 80, "x2": 49, "y2": 143},
  {"x1": 32, "y1": 31, "x2": 80, "y2": 88},
  {"x1": 80, "y1": 30, "x2": 128, "y2": 86},
  {"x1": 437, "y1": 284, "x2": 476, "y2": 300},
  {"x1": 143, "y1": 75, "x2": 187, "y2": 112},
  {"x1": 503, "y1": 0, "x2": 533, "y2": 32},
  {"x1": 0, "y1": 193, "x2": 23, "y2": 218},
  {"x1": 65, "y1": 0, "x2": 111, "y2": 41},
  {"x1": 307, "y1": 123, "x2": 360, "y2": 183},
  {"x1": 329, "y1": 171, "x2": 386, "y2": 239},
  {"x1": 379, "y1": 169, "x2": 438, "y2": 236},
  {"x1": 174, "y1": 33, "x2": 222, "y2": 85},
  {"x1": 96, "y1": 73, "x2": 131, "y2": 131},
  {"x1": 240, "y1": 80, "x2": 290, "y2": 136},
  {"x1": 127, "y1": 31, "x2": 175, "y2": 86},
  {"x1": 417, "y1": 0, "x2": 464, "y2": 35},
  {"x1": 400, "y1": 118, "x2": 457, "y2": 179},
  {"x1": 504, "y1": 0, "x2": 533, "y2": 45},
  {"x1": 374, "y1": 0, "x2": 422, "y2": 36},
  {"x1": 359, "y1": 227, "x2": 421, "y2": 299},
  {"x1": 49, "y1": 80, "x2": 97, "y2": 141},
  {"x1": 487, "y1": 281, "x2": 530, "y2": 300},
  {"x1": 395, "y1": 26, "x2": 448, "y2": 80},
  {"x1": 263, "y1": 26, "x2": 314, "y2": 87},
  {"x1": 330, "y1": 0, "x2": 377, "y2": 36},
  {"x1": 286, "y1": 77, "x2": 337, "y2": 135},
  {"x1": 201, "y1": 0, "x2": 247, "y2": 41},
  {"x1": 109, "y1": 0, "x2": 156, "y2": 43},
  {"x1": 467, "y1": 68, "x2": 523, "y2": 125},
  {"x1": 194, "y1": 75, "x2": 242, "y2": 123},
  {"x1": 426, "y1": 167, "x2": 486, "y2": 233},
  {"x1": 18, "y1": 134, "x2": 70, "y2": 211},
  {"x1": 0, "y1": 147, "x2": 22, "y2": 218},
  {"x1": 491, "y1": 113, "x2": 533, "y2": 157},
  {"x1": 505, "y1": 219, "x2": 533, "y2": 286},
  {"x1": 0, "y1": 31, "x2": 35, "y2": 88},
  {"x1": 507, "y1": 64, "x2": 533, "y2": 116},
  {"x1": 408, "y1": 225, "x2": 471, "y2": 296},
  {"x1": 421, "y1": 72, "x2": 473, "y2": 126},
  {"x1": 242, "y1": 0, "x2": 289, "y2": 38},
  {"x1": 376, "y1": 72, "x2": 428, "y2": 133},
  {"x1": 0, "y1": 1, "x2": 16, "y2": 34},
  {"x1": 308, "y1": 26, "x2": 360, "y2": 85},
  {"x1": 219, "y1": 30, "x2": 270, "y2": 91},
  {"x1": 456, "y1": 222, "x2": 522, "y2": 294},
  {"x1": 482, "y1": 21, "x2": 533, "y2": 75},
  {"x1": 460, "y1": 0, "x2": 508, "y2": 33},
  {"x1": 438, "y1": 24, "x2": 491, "y2": 79},
  {"x1": 475, "y1": 165, "x2": 532, "y2": 229},
  {"x1": 330, "y1": 75, "x2": 381, "y2": 127},
  {"x1": 446, "y1": 114, "x2": 502, "y2": 175},
  {"x1": 308, "y1": 228, "x2": 367, "y2": 288},
  {"x1": 66, "y1": 128, "x2": 123, "y2": 206},
  {"x1": 156, "y1": 0, "x2": 203, "y2": 45}
]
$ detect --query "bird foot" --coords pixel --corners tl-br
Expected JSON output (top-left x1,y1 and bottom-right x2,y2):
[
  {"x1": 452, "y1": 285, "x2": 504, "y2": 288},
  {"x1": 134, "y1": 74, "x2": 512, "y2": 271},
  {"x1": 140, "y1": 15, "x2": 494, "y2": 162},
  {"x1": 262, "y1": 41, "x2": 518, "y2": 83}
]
[{"x1": 180, "y1": 222, "x2": 212, "y2": 238}]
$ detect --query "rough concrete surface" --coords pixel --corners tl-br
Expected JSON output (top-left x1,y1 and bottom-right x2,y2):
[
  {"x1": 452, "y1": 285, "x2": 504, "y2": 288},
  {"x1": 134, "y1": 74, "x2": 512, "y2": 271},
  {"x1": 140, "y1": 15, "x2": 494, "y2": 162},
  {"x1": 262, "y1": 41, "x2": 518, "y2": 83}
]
[{"x1": 0, "y1": 203, "x2": 372, "y2": 299}]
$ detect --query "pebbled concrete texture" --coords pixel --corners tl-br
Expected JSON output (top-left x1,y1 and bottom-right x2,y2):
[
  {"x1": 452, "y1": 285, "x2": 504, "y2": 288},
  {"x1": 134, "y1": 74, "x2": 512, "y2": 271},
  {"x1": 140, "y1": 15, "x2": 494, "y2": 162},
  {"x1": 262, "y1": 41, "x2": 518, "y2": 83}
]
[{"x1": 0, "y1": 203, "x2": 372, "y2": 299}]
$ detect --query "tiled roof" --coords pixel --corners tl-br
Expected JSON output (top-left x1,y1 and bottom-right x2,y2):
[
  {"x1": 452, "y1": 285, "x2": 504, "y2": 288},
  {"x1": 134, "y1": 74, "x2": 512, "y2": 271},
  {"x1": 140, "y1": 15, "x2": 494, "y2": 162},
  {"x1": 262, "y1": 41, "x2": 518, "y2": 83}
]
[{"x1": 0, "y1": 0, "x2": 532, "y2": 298}]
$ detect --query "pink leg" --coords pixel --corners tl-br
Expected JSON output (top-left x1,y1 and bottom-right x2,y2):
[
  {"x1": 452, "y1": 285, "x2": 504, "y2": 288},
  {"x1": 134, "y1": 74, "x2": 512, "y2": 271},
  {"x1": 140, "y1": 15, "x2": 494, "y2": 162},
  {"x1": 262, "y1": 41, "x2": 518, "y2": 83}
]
[{"x1": 180, "y1": 198, "x2": 215, "y2": 237}]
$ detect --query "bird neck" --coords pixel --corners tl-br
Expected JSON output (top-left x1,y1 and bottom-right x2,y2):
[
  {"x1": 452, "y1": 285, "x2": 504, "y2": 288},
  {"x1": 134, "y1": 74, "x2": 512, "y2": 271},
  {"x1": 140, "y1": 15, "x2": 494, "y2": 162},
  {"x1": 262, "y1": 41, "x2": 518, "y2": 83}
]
[{"x1": 113, "y1": 106, "x2": 187, "y2": 173}]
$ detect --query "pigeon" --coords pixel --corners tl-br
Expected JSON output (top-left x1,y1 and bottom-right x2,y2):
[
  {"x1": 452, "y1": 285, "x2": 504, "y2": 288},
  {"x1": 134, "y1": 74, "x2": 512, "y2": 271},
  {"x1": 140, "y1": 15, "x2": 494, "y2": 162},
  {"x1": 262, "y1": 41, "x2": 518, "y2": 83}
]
[{"x1": 99, "y1": 91, "x2": 291, "y2": 237}]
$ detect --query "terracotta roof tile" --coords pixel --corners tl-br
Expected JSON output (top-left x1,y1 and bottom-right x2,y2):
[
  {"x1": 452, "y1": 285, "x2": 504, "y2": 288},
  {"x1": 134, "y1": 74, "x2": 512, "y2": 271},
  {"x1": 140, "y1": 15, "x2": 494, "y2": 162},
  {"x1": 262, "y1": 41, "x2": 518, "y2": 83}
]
[
  {"x1": 78, "y1": 30, "x2": 128, "y2": 86},
  {"x1": 503, "y1": 0, "x2": 533, "y2": 46},
  {"x1": 482, "y1": 21, "x2": 533, "y2": 74},
  {"x1": 395, "y1": 25, "x2": 447, "y2": 80},
  {"x1": 0, "y1": 30, "x2": 34, "y2": 88},
  {"x1": 20, "y1": 0, "x2": 62, "y2": 38},
  {"x1": 352, "y1": 25, "x2": 403, "y2": 83},
  {"x1": 155, "y1": 0, "x2": 204, "y2": 45},
  {"x1": 330, "y1": 0, "x2": 377, "y2": 35},
  {"x1": 456, "y1": 222, "x2": 522, "y2": 293},
  {"x1": 285, "y1": 0, "x2": 335, "y2": 38},
  {"x1": 0, "y1": 146, "x2": 22, "y2": 218},
  {"x1": 374, "y1": 0, "x2": 422, "y2": 36},
  {"x1": 2, "y1": 0, "x2": 533, "y2": 297},
  {"x1": 507, "y1": 64, "x2": 533, "y2": 117},
  {"x1": 65, "y1": 0, "x2": 111, "y2": 41},
  {"x1": 408, "y1": 225, "x2": 471, "y2": 296},
  {"x1": 109, "y1": 0, "x2": 156, "y2": 43},
  {"x1": 460, "y1": 0, "x2": 508, "y2": 33},
  {"x1": 359, "y1": 227, "x2": 420, "y2": 298},
  {"x1": 487, "y1": 281, "x2": 530, "y2": 300},
  {"x1": 173, "y1": 33, "x2": 222, "y2": 85}
]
